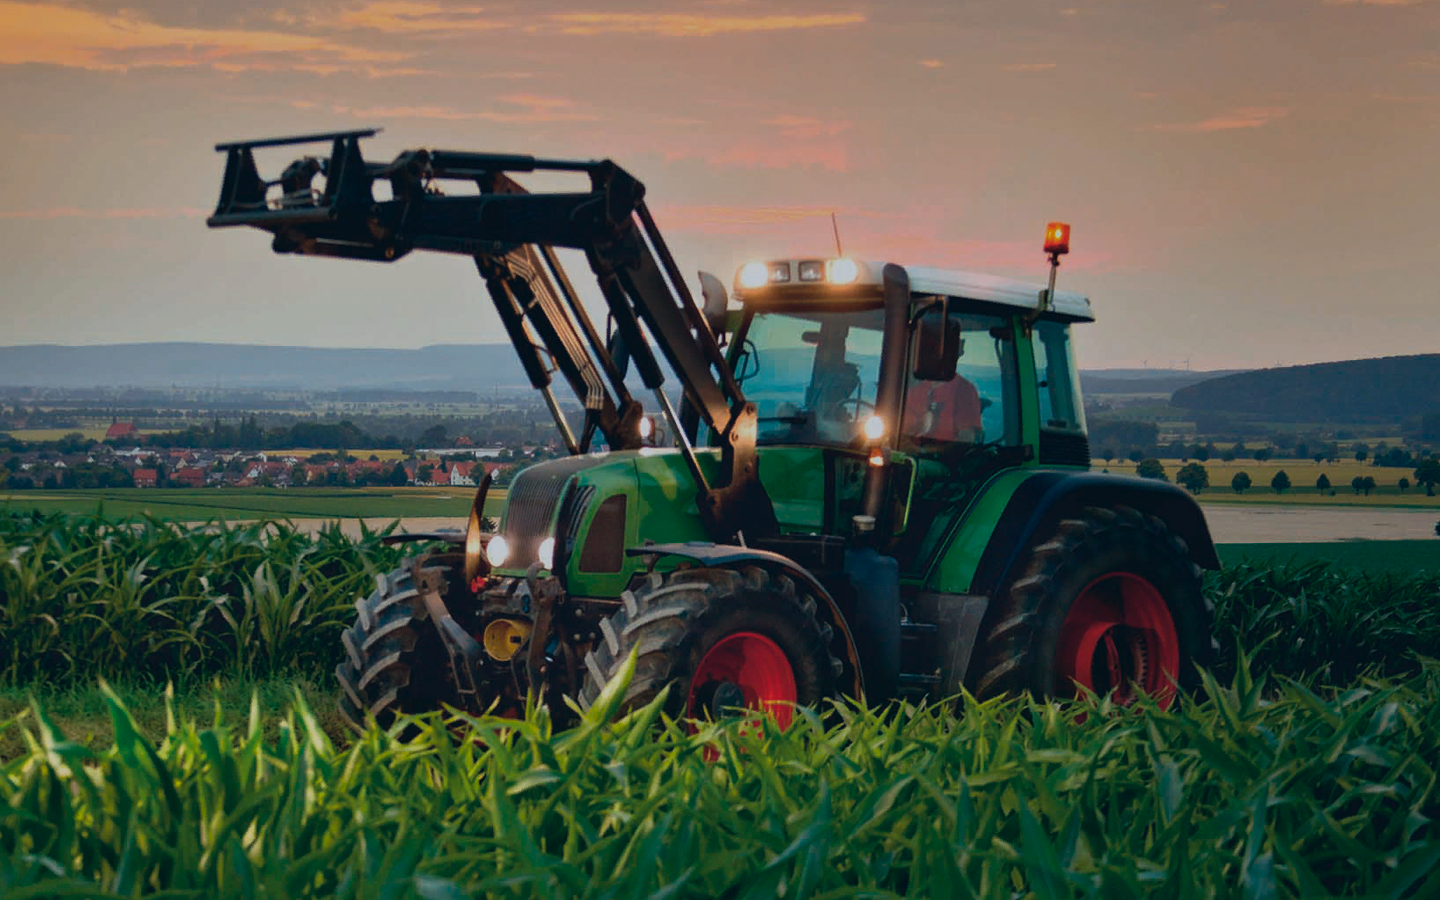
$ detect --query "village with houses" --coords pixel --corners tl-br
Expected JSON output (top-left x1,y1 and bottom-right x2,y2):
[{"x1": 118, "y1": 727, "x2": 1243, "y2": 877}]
[{"x1": 1, "y1": 420, "x2": 547, "y2": 491}]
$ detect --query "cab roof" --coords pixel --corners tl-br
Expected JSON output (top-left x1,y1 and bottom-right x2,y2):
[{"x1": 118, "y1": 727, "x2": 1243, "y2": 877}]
[
  {"x1": 903, "y1": 265, "x2": 1093, "y2": 322},
  {"x1": 732, "y1": 259, "x2": 1094, "y2": 322}
]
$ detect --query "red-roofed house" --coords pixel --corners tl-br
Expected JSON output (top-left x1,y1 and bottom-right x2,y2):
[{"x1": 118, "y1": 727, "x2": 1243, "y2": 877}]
[
  {"x1": 105, "y1": 423, "x2": 138, "y2": 440},
  {"x1": 170, "y1": 467, "x2": 207, "y2": 488},
  {"x1": 133, "y1": 468, "x2": 157, "y2": 488}
]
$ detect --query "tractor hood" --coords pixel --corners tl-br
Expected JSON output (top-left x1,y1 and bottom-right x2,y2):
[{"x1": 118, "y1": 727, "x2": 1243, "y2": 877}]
[{"x1": 490, "y1": 446, "x2": 849, "y2": 596}]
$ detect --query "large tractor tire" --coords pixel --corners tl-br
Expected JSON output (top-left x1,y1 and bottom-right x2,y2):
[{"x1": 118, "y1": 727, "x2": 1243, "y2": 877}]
[
  {"x1": 972, "y1": 505, "x2": 1215, "y2": 708},
  {"x1": 577, "y1": 566, "x2": 842, "y2": 727},
  {"x1": 336, "y1": 565, "x2": 455, "y2": 733}
]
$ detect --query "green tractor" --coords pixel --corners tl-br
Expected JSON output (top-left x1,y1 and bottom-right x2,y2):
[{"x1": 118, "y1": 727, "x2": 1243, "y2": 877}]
[{"x1": 207, "y1": 130, "x2": 1218, "y2": 728}]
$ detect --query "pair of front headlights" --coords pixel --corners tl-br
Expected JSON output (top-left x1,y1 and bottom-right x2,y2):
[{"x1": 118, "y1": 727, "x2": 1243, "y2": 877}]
[{"x1": 485, "y1": 534, "x2": 555, "y2": 571}]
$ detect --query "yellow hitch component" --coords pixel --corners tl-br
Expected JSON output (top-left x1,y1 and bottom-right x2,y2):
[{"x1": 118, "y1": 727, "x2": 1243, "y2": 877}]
[{"x1": 482, "y1": 618, "x2": 533, "y2": 662}]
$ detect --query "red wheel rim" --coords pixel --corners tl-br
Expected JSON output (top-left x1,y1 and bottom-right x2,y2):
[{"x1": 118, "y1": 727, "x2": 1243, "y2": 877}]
[
  {"x1": 1055, "y1": 572, "x2": 1181, "y2": 708},
  {"x1": 687, "y1": 632, "x2": 797, "y2": 730}
]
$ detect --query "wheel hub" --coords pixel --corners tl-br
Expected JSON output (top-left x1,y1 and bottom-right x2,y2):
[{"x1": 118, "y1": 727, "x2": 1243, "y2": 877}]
[
  {"x1": 1055, "y1": 572, "x2": 1181, "y2": 707},
  {"x1": 686, "y1": 631, "x2": 798, "y2": 729}
]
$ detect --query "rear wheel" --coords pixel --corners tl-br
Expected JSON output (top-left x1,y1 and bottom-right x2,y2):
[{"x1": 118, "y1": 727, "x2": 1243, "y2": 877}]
[
  {"x1": 973, "y1": 506, "x2": 1214, "y2": 708},
  {"x1": 577, "y1": 566, "x2": 841, "y2": 725},
  {"x1": 336, "y1": 565, "x2": 456, "y2": 733}
]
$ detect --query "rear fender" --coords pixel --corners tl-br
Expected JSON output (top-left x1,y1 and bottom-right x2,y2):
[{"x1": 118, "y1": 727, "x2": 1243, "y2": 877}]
[
  {"x1": 971, "y1": 472, "x2": 1220, "y2": 598},
  {"x1": 627, "y1": 543, "x2": 865, "y2": 698}
]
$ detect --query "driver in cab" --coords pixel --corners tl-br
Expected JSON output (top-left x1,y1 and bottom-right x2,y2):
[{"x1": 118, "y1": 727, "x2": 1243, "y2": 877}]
[{"x1": 902, "y1": 338, "x2": 982, "y2": 444}]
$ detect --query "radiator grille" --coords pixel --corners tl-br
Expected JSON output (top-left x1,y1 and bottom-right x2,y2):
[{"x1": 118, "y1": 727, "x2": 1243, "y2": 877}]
[
  {"x1": 502, "y1": 455, "x2": 608, "y2": 566},
  {"x1": 577, "y1": 495, "x2": 627, "y2": 573}
]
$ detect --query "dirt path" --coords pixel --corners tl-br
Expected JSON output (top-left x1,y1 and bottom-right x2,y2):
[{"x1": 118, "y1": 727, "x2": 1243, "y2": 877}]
[
  {"x1": 1198, "y1": 504, "x2": 1438, "y2": 544},
  {"x1": 288, "y1": 506, "x2": 1439, "y2": 545}
]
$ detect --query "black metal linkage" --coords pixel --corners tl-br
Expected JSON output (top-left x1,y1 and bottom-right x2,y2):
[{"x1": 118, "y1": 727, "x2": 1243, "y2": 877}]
[{"x1": 207, "y1": 132, "x2": 776, "y2": 542}]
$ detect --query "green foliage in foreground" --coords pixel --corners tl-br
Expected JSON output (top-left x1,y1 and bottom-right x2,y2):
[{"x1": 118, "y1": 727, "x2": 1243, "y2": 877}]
[
  {"x1": 0, "y1": 511, "x2": 412, "y2": 685},
  {"x1": 3, "y1": 658, "x2": 1438, "y2": 898}
]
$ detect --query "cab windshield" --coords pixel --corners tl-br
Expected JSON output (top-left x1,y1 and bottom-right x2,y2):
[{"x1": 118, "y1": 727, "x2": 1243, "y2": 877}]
[{"x1": 735, "y1": 308, "x2": 884, "y2": 446}]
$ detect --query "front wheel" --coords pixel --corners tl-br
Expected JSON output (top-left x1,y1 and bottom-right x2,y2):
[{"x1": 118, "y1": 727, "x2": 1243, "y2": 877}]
[
  {"x1": 577, "y1": 566, "x2": 842, "y2": 726},
  {"x1": 972, "y1": 506, "x2": 1215, "y2": 708}
]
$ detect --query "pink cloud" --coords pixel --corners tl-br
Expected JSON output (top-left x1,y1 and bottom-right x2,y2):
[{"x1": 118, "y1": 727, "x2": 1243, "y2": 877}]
[
  {"x1": 763, "y1": 115, "x2": 852, "y2": 139},
  {"x1": 1146, "y1": 106, "x2": 1290, "y2": 132},
  {"x1": 335, "y1": 94, "x2": 597, "y2": 123},
  {"x1": 652, "y1": 204, "x2": 879, "y2": 235},
  {"x1": 0, "y1": 207, "x2": 207, "y2": 219},
  {"x1": 1003, "y1": 62, "x2": 1057, "y2": 72}
]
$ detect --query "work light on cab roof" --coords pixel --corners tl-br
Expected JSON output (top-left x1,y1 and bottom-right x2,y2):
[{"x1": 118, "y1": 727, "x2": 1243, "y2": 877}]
[{"x1": 737, "y1": 257, "x2": 862, "y2": 290}]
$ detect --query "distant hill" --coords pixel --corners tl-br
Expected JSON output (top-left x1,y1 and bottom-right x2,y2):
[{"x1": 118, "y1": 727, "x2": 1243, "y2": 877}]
[
  {"x1": 1169, "y1": 354, "x2": 1440, "y2": 423},
  {"x1": 1081, "y1": 369, "x2": 1243, "y2": 396},
  {"x1": 0, "y1": 343, "x2": 529, "y2": 391},
  {"x1": 1, "y1": 344, "x2": 1246, "y2": 395}
]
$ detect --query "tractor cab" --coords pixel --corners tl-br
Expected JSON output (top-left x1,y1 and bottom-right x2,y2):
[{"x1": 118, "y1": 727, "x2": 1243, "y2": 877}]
[{"x1": 718, "y1": 257, "x2": 1096, "y2": 575}]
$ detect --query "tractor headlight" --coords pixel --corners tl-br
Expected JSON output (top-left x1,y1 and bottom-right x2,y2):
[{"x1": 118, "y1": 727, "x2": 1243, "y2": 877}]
[
  {"x1": 486, "y1": 534, "x2": 510, "y2": 568},
  {"x1": 862, "y1": 414, "x2": 886, "y2": 442},
  {"x1": 537, "y1": 537, "x2": 555, "y2": 571},
  {"x1": 739, "y1": 262, "x2": 768, "y2": 288},
  {"x1": 829, "y1": 258, "x2": 859, "y2": 285}
]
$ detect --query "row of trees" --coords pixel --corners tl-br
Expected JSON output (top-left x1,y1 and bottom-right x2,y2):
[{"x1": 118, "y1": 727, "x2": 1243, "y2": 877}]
[
  {"x1": 1131, "y1": 457, "x2": 1440, "y2": 496},
  {"x1": 1090, "y1": 419, "x2": 1433, "y2": 469}
]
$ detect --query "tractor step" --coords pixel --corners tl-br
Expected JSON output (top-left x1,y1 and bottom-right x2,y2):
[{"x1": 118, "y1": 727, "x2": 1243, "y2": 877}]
[{"x1": 898, "y1": 672, "x2": 942, "y2": 686}]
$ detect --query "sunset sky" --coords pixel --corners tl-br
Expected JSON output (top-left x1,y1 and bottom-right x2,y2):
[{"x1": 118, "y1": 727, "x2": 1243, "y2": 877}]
[{"x1": 1, "y1": 0, "x2": 1435, "y2": 370}]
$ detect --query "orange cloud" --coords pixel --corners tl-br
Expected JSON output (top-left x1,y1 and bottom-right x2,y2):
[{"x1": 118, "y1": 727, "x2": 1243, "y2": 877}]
[
  {"x1": 0, "y1": 1, "x2": 404, "y2": 72},
  {"x1": 326, "y1": 1, "x2": 505, "y2": 34},
  {"x1": 1003, "y1": 62, "x2": 1057, "y2": 72},
  {"x1": 919, "y1": 59, "x2": 945, "y2": 69},
  {"x1": 542, "y1": 11, "x2": 866, "y2": 37},
  {"x1": 1146, "y1": 106, "x2": 1290, "y2": 132}
]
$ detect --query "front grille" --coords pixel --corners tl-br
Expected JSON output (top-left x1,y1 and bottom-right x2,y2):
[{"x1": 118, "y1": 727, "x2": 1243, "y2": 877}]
[
  {"x1": 577, "y1": 495, "x2": 627, "y2": 573},
  {"x1": 1039, "y1": 431, "x2": 1091, "y2": 467},
  {"x1": 502, "y1": 455, "x2": 609, "y2": 566}
]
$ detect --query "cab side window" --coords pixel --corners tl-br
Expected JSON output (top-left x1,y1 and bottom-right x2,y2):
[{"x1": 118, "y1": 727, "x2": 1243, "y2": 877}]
[
  {"x1": 901, "y1": 313, "x2": 1018, "y2": 449},
  {"x1": 1031, "y1": 321, "x2": 1086, "y2": 435}
]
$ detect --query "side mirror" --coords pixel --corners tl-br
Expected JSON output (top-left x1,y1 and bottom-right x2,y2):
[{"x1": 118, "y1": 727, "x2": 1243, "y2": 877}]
[
  {"x1": 698, "y1": 271, "x2": 729, "y2": 340},
  {"x1": 913, "y1": 302, "x2": 960, "y2": 381}
]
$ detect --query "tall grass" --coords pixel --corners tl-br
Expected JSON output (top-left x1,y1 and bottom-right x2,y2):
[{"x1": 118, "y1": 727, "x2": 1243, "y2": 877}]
[
  {"x1": 0, "y1": 511, "x2": 409, "y2": 686},
  {"x1": 2, "y1": 657, "x2": 1437, "y2": 898}
]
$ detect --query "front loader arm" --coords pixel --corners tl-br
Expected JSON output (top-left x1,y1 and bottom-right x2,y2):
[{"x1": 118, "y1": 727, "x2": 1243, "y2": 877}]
[{"x1": 207, "y1": 128, "x2": 776, "y2": 541}]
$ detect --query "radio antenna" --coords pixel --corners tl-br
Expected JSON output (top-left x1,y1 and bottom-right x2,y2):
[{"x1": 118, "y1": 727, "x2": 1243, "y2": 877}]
[{"x1": 831, "y1": 212, "x2": 843, "y2": 257}]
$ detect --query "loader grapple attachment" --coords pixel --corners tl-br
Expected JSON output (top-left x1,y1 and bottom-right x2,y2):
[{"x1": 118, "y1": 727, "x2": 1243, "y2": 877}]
[{"x1": 207, "y1": 128, "x2": 777, "y2": 543}]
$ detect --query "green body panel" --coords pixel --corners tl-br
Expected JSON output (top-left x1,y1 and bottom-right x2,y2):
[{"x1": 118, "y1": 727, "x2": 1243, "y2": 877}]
[{"x1": 915, "y1": 468, "x2": 1036, "y2": 594}]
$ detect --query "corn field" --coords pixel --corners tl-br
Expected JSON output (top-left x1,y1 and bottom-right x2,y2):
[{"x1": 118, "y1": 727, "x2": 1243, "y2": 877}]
[
  {"x1": 2, "y1": 655, "x2": 1437, "y2": 898},
  {"x1": 3, "y1": 509, "x2": 1439, "y2": 897},
  {"x1": 3, "y1": 510, "x2": 1437, "y2": 688},
  {"x1": 0, "y1": 511, "x2": 410, "y2": 686}
]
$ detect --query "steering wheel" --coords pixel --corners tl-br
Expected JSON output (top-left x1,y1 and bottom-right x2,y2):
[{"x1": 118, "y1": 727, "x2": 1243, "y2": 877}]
[{"x1": 835, "y1": 397, "x2": 874, "y2": 418}]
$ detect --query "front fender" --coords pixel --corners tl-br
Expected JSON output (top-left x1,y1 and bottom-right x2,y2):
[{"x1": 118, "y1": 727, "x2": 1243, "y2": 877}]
[{"x1": 627, "y1": 543, "x2": 865, "y2": 698}]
